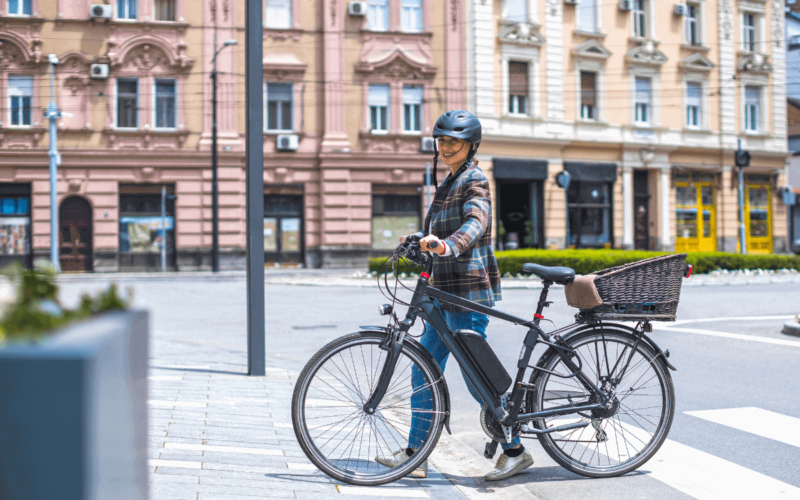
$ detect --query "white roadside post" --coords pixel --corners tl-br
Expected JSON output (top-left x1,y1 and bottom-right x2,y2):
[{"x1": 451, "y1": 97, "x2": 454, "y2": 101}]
[{"x1": 46, "y1": 54, "x2": 61, "y2": 272}]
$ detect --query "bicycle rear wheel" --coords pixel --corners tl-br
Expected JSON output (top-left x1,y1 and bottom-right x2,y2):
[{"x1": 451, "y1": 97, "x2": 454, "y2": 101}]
[
  {"x1": 292, "y1": 332, "x2": 446, "y2": 485},
  {"x1": 528, "y1": 329, "x2": 675, "y2": 478}
]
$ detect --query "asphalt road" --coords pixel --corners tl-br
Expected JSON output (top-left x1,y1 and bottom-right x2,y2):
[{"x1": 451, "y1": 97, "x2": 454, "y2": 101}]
[{"x1": 58, "y1": 278, "x2": 800, "y2": 500}]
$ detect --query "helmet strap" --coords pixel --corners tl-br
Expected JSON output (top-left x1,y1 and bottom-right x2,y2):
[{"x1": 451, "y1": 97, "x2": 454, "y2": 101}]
[{"x1": 431, "y1": 149, "x2": 439, "y2": 195}]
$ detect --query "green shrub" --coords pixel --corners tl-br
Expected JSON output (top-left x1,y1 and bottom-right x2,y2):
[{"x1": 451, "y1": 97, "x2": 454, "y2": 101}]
[{"x1": 367, "y1": 249, "x2": 800, "y2": 276}]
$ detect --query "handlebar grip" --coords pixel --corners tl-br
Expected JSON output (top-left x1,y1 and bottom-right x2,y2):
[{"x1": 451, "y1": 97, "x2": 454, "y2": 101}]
[{"x1": 429, "y1": 241, "x2": 439, "y2": 249}]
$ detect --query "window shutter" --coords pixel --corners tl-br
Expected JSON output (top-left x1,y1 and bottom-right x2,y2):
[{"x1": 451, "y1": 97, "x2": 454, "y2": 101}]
[
  {"x1": 509, "y1": 62, "x2": 528, "y2": 96},
  {"x1": 266, "y1": 0, "x2": 292, "y2": 29},
  {"x1": 686, "y1": 82, "x2": 702, "y2": 106},
  {"x1": 581, "y1": 72, "x2": 596, "y2": 106},
  {"x1": 8, "y1": 75, "x2": 33, "y2": 96},
  {"x1": 268, "y1": 83, "x2": 293, "y2": 102},
  {"x1": 745, "y1": 86, "x2": 760, "y2": 105},
  {"x1": 635, "y1": 77, "x2": 651, "y2": 104},
  {"x1": 402, "y1": 85, "x2": 423, "y2": 105},
  {"x1": 506, "y1": 0, "x2": 527, "y2": 23},
  {"x1": 578, "y1": 0, "x2": 596, "y2": 33},
  {"x1": 368, "y1": 84, "x2": 391, "y2": 107}
]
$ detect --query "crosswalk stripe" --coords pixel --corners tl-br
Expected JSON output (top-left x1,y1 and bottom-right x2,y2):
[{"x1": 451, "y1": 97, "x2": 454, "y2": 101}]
[
  {"x1": 685, "y1": 407, "x2": 800, "y2": 449},
  {"x1": 164, "y1": 442, "x2": 284, "y2": 456},
  {"x1": 657, "y1": 326, "x2": 800, "y2": 347},
  {"x1": 337, "y1": 485, "x2": 430, "y2": 498},
  {"x1": 614, "y1": 422, "x2": 800, "y2": 500},
  {"x1": 671, "y1": 315, "x2": 795, "y2": 326}
]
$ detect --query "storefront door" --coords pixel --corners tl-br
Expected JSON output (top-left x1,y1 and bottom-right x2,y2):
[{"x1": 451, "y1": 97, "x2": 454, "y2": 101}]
[
  {"x1": 59, "y1": 196, "x2": 93, "y2": 272},
  {"x1": 0, "y1": 183, "x2": 32, "y2": 269},
  {"x1": 264, "y1": 192, "x2": 304, "y2": 265},
  {"x1": 675, "y1": 182, "x2": 716, "y2": 252},
  {"x1": 497, "y1": 181, "x2": 543, "y2": 249},
  {"x1": 745, "y1": 183, "x2": 772, "y2": 254}
]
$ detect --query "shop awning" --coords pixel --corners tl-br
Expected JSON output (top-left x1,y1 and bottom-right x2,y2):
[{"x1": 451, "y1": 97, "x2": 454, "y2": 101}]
[
  {"x1": 564, "y1": 162, "x2": 618, "y2": 182},
  {"x1": 493, "y1": 158, "x2": 548, "y2": 180}
]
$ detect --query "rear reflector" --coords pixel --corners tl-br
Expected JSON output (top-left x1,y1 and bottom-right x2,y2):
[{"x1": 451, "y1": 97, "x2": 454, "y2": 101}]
[{"x1": 684, "y1": 264, "x2": 693, "y2": 278}]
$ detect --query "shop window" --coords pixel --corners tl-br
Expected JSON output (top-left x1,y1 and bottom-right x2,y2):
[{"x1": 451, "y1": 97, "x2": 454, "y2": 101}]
[
  {"x1": 580, "y1": 71, "x2": 596, "y2": 120},
  {"x1": 367, "y1": 0, "x2": 389, "y2": 31},
  {"x1": 401, "y1": 0, "x2": 422, "y2": 32},
  {"x1": 155, "y1": 79, "x2": 176, "y2": 129},
  {"x1": 372, "y1": 187, "x2": 421, "y2": 250},
  {"x1": 8, "y1": 75, "x2": 32, "y2": 127},
  {"x1": 369, "y1": 84, "x2": 390, "y2": 133},
  {"x1": 266, "y1": 82, "x2": 293, "y2": 132},
  {"x1": 508, "y1": 61, "x2": 528, "y2": 115},
  {"x1": 402, "y1": 85, "x2": 423, "y2": 132},
  {"x1": 117, "y1": 0, "x2": 137, "y2": 19},
  {"x1": 119, "y1": 184, "x2": 176, "y2": 270},
  {"x1": 265, "y1": 0, "x2": 292, "y2": 29},
  {"x1": 567, "y1": 182, "x2": 612, "y2": 248},
  {"x1": 0, "y1": 184, "x2": 31, "y2": 267},
  {"x1": 117, "y1": 78, "x2": 138, "y2": 129},
  {"x1": 7, "y1": 0, "x2": 32, "y2": 15},
  {"x1": 155, "y1": 0, "x2": 175, "y2": 21}
]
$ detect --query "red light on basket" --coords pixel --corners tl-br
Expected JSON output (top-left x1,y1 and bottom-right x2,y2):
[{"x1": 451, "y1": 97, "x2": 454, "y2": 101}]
[
  {"x1": 534, "y1": 314, "x2": 544, "y2": 319},
  {"x1": 684, "y1": 264, "x2": 693, "y2": 278},
  {"x1": 420, "y1": 272, "x2": 430, "y2": 279}
]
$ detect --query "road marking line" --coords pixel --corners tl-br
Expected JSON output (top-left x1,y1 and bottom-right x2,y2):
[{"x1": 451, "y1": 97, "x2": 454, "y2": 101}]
[
  {"x1": 671, "y1": 315, "x2": 795, "y2": 326},
  {"x1": 657, "y1": 327, "x2": 800, "y2": 347},
  {"x1": 154, "y1": 365, "x2": 211, "y2": 370},
  {"x1": 337, "y1": 485, "x2": 429, "y2": 498},
  {"x1": 590, "y1": 421, "x2": 800, "y2": 500},
  {"x1": 273, "y1": 423, "x2": 293, "y2": 428},
  {"x1": 685, "y1": 407, "x2": 800, "y2": 449},
  {"x1": 286, "y1": 462, "x2": 317, "y2": 470},
  {"x1": 148, "y1": 376, "x2": 182, "y2": 381},
  {"x1": 148, "y1": 400, "x2": 208, "y2": 408},
  {"x1": 164, "y1": 442, "x2": 284, "y2": 456},
  {"x1": 149, "y1": 459, "x2": 202, "y2": 469}
]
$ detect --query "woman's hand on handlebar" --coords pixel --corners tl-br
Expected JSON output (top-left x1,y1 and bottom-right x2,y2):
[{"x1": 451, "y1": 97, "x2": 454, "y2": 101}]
[{"x1": 420, "y1": 235, "x2": 446, "y2": 255}]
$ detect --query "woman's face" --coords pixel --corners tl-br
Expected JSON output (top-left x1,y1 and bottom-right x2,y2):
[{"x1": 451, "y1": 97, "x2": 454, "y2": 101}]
[{"x1": 437, "y1": 137, "x2": 470, "y2": 167}]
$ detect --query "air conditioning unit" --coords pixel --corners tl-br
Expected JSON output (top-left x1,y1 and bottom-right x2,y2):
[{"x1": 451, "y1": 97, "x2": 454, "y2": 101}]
[
  {"x1": 349, "y1": 1, "x2": 367, "y2": 16},
  {"x1": 276, "y1": 134, "x2": 299, "y2": 152},
  {"x1": 90, "y1": 4, "x2": 113, "y2": 19},
  {"x1": 564, "y1": 0, "x2": 578, "y2": 5},
  {"x1": 420, "y1": 137, "x2": 435, "y2": 154},
  {"x1": 618, "y1": 0, "x2": 632, "y2": 11},
  {"x1": 90, "y1": 63, "x2": 110, "y2": 80},
  {"x1": 790, "y1": 34, "x2": 800, "y2": 50},
  {"x1": 673, "y1": 4, "x2": 686, "y2": 16}
]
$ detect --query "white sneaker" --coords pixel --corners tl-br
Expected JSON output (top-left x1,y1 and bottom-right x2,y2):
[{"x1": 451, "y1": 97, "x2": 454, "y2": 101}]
[
  {"x1": 484, "y1": 449, "x2": 533, "y2": 481},
  {"x1": 374, "y1": 449, "x2": 428, "y2": 478}
]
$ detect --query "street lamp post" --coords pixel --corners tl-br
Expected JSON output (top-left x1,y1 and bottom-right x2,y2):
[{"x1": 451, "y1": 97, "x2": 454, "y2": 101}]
[
  {"x1": 46, "y1": 54, "x2": 61, "y2": 272},
  {"x1": 211, "y1": 36, "x2": 238, "y2": 272}
]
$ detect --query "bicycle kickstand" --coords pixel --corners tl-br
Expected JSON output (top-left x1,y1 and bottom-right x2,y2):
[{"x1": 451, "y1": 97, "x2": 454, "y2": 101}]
[{"x1": 484, "y1": 440, "x2": 499, "y2": 459}]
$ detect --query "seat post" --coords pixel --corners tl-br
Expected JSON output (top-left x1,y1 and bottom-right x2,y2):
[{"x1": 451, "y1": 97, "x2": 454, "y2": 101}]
[{"x1": 534, "y1": 280, "x2": 552, "y2": 325}]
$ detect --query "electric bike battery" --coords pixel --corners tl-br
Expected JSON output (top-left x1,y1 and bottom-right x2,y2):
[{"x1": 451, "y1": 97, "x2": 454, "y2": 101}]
[{"x1": 453, "y1": 329, "x2": 512, "y2": 398}]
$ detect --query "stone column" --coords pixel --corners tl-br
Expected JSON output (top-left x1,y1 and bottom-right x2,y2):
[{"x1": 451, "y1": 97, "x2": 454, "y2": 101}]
[
  {"x1": 445, "y1": 0, "x2": 466, "y2": 109},
  {"x1": 544, "y1": 0, "x2": 564, "y2": 121},
  {"x1": 660, "y1": 167, "x2": 672, "y2": 250},
  {"x1": 471, "y1": 0, "x2": 495, "y2": 116},
  {"x1": 718, "y1": 0, "x2": 736, "y2": 149},
  {"x1": 544, "y1": 159, "x2": 567, "y2": 249},
  {"x1": 622, "y1": 166, "x2": 634, "y2": 249},
  {"x1": 320, "y1": 0, "x2": 351, "y2": 152}
]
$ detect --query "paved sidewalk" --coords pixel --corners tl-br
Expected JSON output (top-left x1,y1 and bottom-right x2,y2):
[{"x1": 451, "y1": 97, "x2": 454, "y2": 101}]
[{"x1": 147, "y1": 348, "x2": 476, "y2": 499}]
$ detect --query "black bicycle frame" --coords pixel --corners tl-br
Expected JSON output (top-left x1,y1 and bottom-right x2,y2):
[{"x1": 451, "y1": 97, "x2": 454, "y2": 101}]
[{"x1": 364, "y1": 262, "x2": 619, "y2": 436}]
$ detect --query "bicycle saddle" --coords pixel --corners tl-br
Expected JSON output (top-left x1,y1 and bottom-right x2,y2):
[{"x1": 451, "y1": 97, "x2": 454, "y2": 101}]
[{"x1": 521, "y1": 263, "x2": 576, "y2": 284}]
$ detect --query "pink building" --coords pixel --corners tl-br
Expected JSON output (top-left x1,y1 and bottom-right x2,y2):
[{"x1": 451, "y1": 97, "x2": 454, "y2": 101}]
[{"x1": 0, "y1": 0, "x2": 466, "y2": 271}]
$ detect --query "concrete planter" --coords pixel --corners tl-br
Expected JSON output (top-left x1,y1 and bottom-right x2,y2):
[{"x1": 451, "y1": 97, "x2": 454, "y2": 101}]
[
  {"x1": 783, "y1": 321, "x2": 800, "y2": 337},
  {"x1": 0, "y1": 310, "x2": 149, "y2": 500}
]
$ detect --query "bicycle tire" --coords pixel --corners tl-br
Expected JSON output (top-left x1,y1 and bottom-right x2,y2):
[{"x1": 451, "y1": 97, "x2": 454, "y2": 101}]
[
  {"x1": 527, "y1": 329, "x2": 675, "y2": 478},
  {"x1": 292, "y1": 332, "x2": 447, "y2": 485}
]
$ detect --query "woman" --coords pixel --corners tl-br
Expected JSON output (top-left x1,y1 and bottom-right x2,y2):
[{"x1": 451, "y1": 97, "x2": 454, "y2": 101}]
[{"x1": 377, "y1": 110, "x2": 533, "y2": 481}]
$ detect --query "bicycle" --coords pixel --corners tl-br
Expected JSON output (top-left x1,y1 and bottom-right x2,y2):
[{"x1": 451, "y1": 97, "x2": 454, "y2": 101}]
[{"x1": 292, "y1": 232, "x2": 687, "y2": 485}]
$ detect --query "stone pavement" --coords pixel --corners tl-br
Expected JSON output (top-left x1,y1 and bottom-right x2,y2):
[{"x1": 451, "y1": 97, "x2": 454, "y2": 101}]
[{"x1": 146, "y1": 341, "x2": 535, "y2": 500}]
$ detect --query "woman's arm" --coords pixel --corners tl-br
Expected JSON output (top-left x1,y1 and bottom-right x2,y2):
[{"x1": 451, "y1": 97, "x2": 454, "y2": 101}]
[{"x1": 442, "y1": 174, "x2": 491, "y2": 258}]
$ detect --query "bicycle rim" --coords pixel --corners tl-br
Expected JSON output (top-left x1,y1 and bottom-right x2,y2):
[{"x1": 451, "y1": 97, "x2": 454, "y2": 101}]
[
  {"x1": 530, "y1": 330, "x2": 675, "y2": 477},
  {"x1": 292, "y1": 333, "x2": 445, "y2": 485}
]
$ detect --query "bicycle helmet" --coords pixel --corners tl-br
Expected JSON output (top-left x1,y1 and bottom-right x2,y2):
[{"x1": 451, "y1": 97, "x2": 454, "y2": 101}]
[{"x1": 429, "y1": 110, "x2": 482, "y2": 195}]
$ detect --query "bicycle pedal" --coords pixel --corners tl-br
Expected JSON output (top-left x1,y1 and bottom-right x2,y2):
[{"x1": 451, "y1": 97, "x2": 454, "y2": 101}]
[{"x1": 484, "y1": 440, "x2": 499, "y2": 459}]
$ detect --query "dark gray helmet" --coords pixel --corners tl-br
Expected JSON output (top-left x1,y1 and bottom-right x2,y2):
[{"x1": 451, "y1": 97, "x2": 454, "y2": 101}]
[{"x1": 432, "y1": 110, "x2": 481, "y2": 148}]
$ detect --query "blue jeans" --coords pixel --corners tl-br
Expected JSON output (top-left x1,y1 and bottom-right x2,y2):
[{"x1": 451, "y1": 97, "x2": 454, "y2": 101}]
[{"x1": 408, "y1": 299, "x2": 521, "y2": 450}]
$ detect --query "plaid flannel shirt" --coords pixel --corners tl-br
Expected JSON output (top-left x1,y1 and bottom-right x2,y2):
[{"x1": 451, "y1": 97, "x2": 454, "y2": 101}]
[{"x1": 424, "y1": 161, "x2": 502, "y2": 312}]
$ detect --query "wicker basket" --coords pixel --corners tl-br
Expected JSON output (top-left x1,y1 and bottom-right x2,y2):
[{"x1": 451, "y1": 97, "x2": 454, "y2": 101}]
[{"x1": 577, "y1": 253, "x2": 687, "y2": 322}]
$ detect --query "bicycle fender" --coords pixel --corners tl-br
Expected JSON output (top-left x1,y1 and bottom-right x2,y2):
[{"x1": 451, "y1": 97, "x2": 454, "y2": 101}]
[{"x1": 551, "y1": 323, "x2": 677, "y2": 372}]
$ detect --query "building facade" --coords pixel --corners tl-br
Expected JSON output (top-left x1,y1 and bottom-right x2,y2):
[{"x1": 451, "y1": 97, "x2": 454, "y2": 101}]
[
  {"x1": 0, "y1": 0, "x2": 466, "y2": 271},
  {"x1": 466, "y1": 0, "x2": 791, "y2": 254}
]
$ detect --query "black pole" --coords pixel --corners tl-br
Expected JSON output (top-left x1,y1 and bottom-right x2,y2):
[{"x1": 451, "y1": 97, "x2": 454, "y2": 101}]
[
  {"x1": 211, "y1": 49, "x2": 219, "y2": 272},
  {"x1": 246, "y1": 0, "x2": 265, "y2": 376}
]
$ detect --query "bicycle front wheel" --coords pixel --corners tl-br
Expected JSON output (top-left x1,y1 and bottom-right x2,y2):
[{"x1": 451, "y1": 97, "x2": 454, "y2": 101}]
[
  {"x1": 292, "y1": 332, "x2": 446, "y2": 485},
  {"x1": 528, "y1": 329, "x2": 675, "y2": 478}
]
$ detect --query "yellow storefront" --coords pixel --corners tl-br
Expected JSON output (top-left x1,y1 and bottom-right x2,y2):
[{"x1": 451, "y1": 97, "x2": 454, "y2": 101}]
[
  {"x1": 675, "y1": 172, "x2": 717, "y2": 253},
  {"x1": 744, "y1": 175, "x2": 773, "y2": 254}
]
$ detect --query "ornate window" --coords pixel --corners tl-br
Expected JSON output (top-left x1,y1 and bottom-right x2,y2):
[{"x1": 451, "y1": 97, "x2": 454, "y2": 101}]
[
  {"x1": 265, "y1": 82, "x2": 293, "y2": 132},
  {"x1": 402, "y1": 85, "x2": 422, "y2": 132},
  {"x1": 508, "y1": 61, "x2": 528, "y2": 115},
  {"x1": 578, "y1": 0, "x2": 597, "y2": 34},
  {"x1": 367, "y1": 0, "x2": 389, "y2": 31},
  {"x1": 742, "y1": 13, "x2": 757, "y2": 52},
  {"x1": 505, "y1": 0, "x2": 528, "y2": 23},
  {"x1": 744, "y1": 86, "x2": 760, "y2": 132},
  {"x1": 154, "y1": 78, "x2": 176, "y2": 129},
  {"x1": 368, "y1": 84, "x2": 390, "y2": 133},
  {"x1": 580, "y1": 71, "x2": 596, "y2": 120},
  {"x1": 685, "y1": 2, "x2": 701, "y2": 46},
  {"x1": 265, "y1": 0, "x2": 292, "y2": 29},
  {"x1": 116, "y1": 78, "x2": 138, "y2": 129},
  {"x1": 155, "y1": 0, "x2": 175, "y2": 21},
  {"x1": 633, "y1": 0, "x2": 647, "y2": 38},
  {"x1": 117, "y1": 0, "x2": 138, "y2": 20},
  {"x1": 8, "y1": 75, "x2": 32, "y2": 126},
  {"x1": 401, "y1": 0, "x2": 422, "y2": 32},
  {"x1": 685, "y1": 81, "x2": 701, "y2": 129},
  {"x1": 634, "y1": 77, "x2": 651, "y2": 125}
]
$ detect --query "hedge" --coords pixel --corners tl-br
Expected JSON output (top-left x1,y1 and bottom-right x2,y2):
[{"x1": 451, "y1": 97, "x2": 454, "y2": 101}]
[{"x1": 368, "y1": 249, "x2": 800, "y2": 276}]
